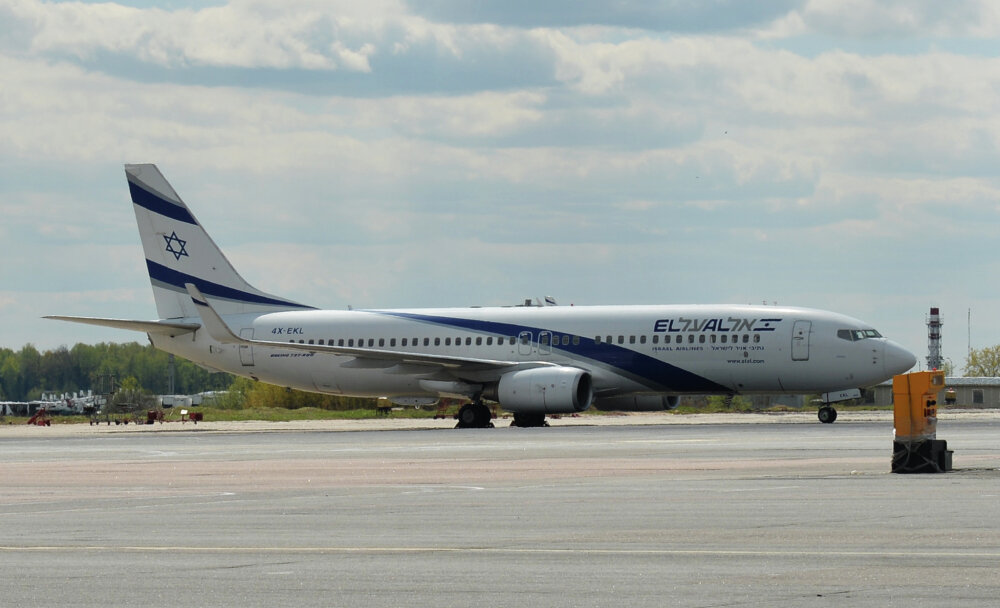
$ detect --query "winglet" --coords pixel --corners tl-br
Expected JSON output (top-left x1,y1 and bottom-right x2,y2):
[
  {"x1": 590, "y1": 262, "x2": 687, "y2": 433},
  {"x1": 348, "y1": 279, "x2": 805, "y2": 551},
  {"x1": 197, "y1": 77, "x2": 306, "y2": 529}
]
[{"x1": 184, "y1": 283, "x2": 243, "y2": 344}]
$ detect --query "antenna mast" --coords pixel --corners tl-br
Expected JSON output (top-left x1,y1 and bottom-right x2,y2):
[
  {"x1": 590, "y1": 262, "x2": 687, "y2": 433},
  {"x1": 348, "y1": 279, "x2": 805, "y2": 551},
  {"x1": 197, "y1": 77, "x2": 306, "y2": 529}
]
[{"x1": 926, "y1": 307, "x2": 943, "y2": 371}]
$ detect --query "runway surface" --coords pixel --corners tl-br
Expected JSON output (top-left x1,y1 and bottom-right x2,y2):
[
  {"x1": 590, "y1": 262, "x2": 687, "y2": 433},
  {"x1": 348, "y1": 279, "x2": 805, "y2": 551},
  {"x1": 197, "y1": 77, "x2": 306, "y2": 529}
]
[{"x1": 3, "y1": 413, "x2": 1000, "y2": 607}]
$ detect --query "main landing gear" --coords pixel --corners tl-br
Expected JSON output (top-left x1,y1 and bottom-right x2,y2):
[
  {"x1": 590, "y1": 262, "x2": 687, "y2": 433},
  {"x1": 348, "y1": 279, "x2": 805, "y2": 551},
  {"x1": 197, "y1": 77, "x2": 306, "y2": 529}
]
[
  {"x1": 454, "y1": 402, "x2": 550, "y2": 428},
  {"x1": 818, "y1": 405, "x2": 838, "y2": 424},
  {"x1": 455, "y1": 401, "x2": 494, "y2": 429}
]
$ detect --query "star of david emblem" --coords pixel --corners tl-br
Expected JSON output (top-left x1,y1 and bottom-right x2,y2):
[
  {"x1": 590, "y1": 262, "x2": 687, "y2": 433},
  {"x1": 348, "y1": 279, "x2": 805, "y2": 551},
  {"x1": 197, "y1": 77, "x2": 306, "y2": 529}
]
[{"x1": 163, "y1": 231, "x2": 189, "y2": 261}]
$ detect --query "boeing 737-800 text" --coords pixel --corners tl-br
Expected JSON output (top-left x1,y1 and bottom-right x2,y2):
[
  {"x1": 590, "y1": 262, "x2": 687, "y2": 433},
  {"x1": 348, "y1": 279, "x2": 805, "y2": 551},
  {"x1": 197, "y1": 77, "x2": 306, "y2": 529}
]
[{"x1": 48, "y1": 165, "x2": 916, "y2": 427}]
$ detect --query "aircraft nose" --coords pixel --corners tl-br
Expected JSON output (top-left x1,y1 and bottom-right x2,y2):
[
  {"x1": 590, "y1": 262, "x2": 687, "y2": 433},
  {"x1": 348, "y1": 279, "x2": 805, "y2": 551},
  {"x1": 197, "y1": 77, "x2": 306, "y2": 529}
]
[{"x1": 883, "y1": 340, "x2": 918, "y2": 376}]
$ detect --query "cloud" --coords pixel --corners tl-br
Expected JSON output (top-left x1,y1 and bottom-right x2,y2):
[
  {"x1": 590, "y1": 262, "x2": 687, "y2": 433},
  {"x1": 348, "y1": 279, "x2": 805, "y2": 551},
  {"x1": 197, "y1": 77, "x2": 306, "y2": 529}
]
[
  {"x1": 0, "y1": 0, "x2": 561, "y2": 94},
  {"x1": 6, "y1": 0, "x2": 379, "y2": 71},
  {"x1": 801, "y1": 0, "x2": 1000, "y2": 38},
  {"x1": 409, "y1": 0, "x2": 803, "y2": 32}
]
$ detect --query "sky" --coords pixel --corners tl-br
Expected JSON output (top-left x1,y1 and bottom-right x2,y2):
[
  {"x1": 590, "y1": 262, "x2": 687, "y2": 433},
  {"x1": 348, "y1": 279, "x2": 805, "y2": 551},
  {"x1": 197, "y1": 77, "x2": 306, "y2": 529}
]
[{"x1": 2, "y1": 0, "x2": 1000, "y2": 373}]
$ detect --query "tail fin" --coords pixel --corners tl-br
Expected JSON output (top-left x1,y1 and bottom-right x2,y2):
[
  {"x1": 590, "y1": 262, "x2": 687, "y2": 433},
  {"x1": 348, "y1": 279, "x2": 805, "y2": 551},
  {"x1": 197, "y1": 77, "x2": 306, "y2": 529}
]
[{"x1": 126, "y1": 164, "x2": 313, "y2": 319}]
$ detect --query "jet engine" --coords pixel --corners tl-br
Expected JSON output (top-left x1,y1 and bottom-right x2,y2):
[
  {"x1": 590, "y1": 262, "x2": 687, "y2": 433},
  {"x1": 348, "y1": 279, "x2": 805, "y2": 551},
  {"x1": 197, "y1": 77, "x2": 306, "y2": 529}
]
[
  {"x1": 594, "y1": 394, "x2": 681, "y2": 411},
  {"x1": 487, "y1": 367, "x2": 593, "y2": 414}
]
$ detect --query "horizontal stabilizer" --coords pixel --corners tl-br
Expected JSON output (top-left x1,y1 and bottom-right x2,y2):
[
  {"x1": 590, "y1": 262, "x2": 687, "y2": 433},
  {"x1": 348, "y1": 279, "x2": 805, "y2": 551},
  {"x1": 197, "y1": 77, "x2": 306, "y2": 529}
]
[{"x1": 44, "y1": 316, "x2": 200, "y2": 337}]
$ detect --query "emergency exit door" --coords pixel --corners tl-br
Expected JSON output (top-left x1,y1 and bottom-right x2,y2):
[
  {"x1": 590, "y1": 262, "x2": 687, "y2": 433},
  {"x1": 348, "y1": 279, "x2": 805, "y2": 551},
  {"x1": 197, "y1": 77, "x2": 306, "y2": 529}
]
[{"x1": 240, "y1": 328, "x2": 255, "y2": 366}]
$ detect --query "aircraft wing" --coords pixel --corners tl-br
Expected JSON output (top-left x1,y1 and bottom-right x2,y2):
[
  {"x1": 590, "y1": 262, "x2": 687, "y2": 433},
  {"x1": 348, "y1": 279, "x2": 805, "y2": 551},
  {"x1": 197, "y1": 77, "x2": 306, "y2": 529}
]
[
  {"x1": 184, "y1": 284, "x2": 533, "y2": 372},
  {"x1": 44, "y1": 316, "x2": 200, "y2": 337}
]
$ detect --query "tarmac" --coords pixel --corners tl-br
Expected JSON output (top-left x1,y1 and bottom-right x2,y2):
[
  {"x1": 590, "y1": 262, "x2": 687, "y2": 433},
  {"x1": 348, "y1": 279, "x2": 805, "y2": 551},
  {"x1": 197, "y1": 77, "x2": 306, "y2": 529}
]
[{"x1": 3, "y1": 410, "x2": 1000, "y2": 607}]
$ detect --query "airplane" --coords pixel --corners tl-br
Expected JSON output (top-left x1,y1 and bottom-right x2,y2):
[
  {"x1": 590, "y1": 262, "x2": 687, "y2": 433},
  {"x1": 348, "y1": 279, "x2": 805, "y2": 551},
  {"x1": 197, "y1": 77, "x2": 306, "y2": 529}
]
[{"x1": 47, "y1": 164, "x2": 917, "y2": 427}]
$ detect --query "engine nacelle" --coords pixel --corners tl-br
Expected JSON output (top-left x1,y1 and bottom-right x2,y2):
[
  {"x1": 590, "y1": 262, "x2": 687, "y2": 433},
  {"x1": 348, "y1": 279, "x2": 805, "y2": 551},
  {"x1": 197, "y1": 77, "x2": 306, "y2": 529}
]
[
  {"x1": 491, "y1": 367, "x2": 593, "y2": 414},
  {"x1": 594, "y1": 394, "x2": 681, "y2": 412}
]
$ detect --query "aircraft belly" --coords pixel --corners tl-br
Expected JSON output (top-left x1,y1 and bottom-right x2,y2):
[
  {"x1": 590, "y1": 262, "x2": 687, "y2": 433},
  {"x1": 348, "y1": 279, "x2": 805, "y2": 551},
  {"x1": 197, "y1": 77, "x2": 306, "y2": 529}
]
[{"x1": 780, "y1": 358, "x2": 856, "y2": 393}]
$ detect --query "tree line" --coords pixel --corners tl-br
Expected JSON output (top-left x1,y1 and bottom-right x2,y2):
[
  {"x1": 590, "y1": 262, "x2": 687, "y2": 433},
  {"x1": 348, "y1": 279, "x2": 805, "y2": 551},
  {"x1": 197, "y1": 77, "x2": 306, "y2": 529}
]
[
  {"x1": 0, "y1": 342, "x2": 231, "y2": 402},
  {"x1": 0, "y1": 342, "x2": 377, "y2": 410}
]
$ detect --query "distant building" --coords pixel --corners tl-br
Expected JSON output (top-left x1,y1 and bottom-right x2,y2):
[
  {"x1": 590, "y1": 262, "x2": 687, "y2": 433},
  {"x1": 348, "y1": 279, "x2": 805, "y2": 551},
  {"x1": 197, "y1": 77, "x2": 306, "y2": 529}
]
[{"x1": 869, "y1": 377, "x2": 1000, "y2": 408}]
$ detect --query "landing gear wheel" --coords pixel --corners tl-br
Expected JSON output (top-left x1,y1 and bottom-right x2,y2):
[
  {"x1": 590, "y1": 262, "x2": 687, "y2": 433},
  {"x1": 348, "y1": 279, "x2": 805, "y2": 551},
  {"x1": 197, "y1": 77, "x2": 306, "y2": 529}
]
[
  {"x1": 510, "y1": 412, "x2": 548, "y2": 428},
  {"x1": 818, "y1": 406, "x2": 838, "y2": 424},
  {"x1": 455, "y1": 402, "x2": 494, "y2": 428}
]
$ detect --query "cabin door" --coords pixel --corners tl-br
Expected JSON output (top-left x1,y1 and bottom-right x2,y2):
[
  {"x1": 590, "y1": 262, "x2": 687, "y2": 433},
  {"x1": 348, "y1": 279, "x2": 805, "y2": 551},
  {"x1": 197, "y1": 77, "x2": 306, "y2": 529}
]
[{"x1": 791, "y1": 321, "x2": 811, "y2": 361}]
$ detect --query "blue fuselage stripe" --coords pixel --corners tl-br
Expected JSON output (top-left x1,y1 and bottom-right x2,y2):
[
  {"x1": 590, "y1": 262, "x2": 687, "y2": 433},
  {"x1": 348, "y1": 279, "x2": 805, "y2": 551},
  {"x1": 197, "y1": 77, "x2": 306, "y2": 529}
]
[
  {"x1": 375, "y1": 311, "x2": 730, "y2": 393},
  {"x1": 129, "y1": 180, "x2": 198, "y2": 225},
  {"x1": 146, "y1": 260, "x2": 315, "y2": 309}
]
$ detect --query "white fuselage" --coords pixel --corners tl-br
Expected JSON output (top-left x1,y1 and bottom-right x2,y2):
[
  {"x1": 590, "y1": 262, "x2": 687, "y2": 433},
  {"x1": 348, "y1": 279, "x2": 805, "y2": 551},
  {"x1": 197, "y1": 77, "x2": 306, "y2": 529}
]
[{"x1": 153, "y1": 303, "x2": 914, "y2": 402}]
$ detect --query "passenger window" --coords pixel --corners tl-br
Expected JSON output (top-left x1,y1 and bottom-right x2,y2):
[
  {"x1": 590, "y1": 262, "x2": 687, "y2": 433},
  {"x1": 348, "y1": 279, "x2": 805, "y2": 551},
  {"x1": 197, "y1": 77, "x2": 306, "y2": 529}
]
[
  {"x1": 753, "y1": 334, "x2": 760, "y2": 343},
  {"x1": 434, "y1": 337, "x2": 441, "y2": 346},
  {"x1": 465, "y1": 337, "x2": 472, "y2": 346},
  {"x1": 379, "y1": 338, "x2": 385, "y2": 347},
  {"x1": 595, "y1": 336, "x2": 601, "y2": 344},
  {"x1": 687, "y1": 335, "x2": 694, "y2": 344},
  {"x1": 699, "y1": 335, "x2": 705, "y2": 343},
  {"x1": 445, "y1": 338, "x2": 452, "y2": 346},
  {"x1": 348, "y1": 339, "x2": 355, "y2": 347},
  {"x1": 308, "y1": 339, "x2": 315, "y2": 345},
  {"x1": 540, "y1": 334, "x2": 550, "y2": 346},
  {"x1": 424, "y1": 338, "x2": 430, "y2": 346},
  {"x1": 562, "y1": 335, "x2": 570, "y2": 346},
  {"x1": 606, "y1": 335, "x2": 613, "y2": 344},
  {"x1": 640, "y1": 335, "x2": 646, "y2": 344},
  {"x1": 338, "y1": 339, "x2": 344, "y2": 346},
  {"x1": 629, "y1": 336, "x2": 636, "y2": 344},
  {"x1": 652, "y1": 335, "x2": 659, "y2": 344},
  {"x1": 710, "y1": 335, "x2": 716, "y2": 343},
  {"x1": 572, "y1": 336, "x2": 579, "y2": 345},
  {"x1": 721, "y1": 335, "x2": 727, "y2": 344},
  {"x1": 401, "y1": 338, "x2": 407, "y2": 347},
  {"x1": 476, "y1": 337, "x2": 482, "y2": 345},
  {"x1": 318, "y1": 339, "x2": 324, "y2": 345},
  {"x1": 487, "y1": 337, "x2": 493, "y2": 345},
  {"x1": 618, "y1": 335, "x2": 625, "y2": 344},
  {"x1": 742, "y1": 334, "x2": 749, "y2": 344}
]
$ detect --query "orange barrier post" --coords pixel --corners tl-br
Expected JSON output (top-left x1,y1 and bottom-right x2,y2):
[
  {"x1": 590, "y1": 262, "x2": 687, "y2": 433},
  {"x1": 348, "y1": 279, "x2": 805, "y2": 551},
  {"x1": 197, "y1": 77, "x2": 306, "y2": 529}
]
[{"x1": 892, "y1": 371, "x2": 952, "y2": 473}]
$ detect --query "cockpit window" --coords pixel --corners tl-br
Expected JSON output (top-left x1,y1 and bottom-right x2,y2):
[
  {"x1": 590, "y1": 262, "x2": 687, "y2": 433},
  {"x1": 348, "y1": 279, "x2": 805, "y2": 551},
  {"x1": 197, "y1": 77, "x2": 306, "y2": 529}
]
[{"x1": 838, "y1": 328, "x2": 883, "y2": 341}]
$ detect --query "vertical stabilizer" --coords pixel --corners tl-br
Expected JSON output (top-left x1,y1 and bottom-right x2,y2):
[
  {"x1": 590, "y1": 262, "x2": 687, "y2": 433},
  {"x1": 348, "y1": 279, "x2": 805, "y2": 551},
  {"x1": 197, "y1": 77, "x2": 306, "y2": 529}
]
[{"x1": 125, "y1": 164, "x2": 313, "y2": 319}]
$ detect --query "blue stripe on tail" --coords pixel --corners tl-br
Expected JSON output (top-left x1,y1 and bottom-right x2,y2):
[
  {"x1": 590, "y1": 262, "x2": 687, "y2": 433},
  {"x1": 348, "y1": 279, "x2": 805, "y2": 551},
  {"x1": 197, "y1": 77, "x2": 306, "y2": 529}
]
[
  {"x1": 146, "y1": 260, "x2": 315, "y2": 310},
  {"x1": 128, "y1": 180, "x2": 198, "y2": 225}
]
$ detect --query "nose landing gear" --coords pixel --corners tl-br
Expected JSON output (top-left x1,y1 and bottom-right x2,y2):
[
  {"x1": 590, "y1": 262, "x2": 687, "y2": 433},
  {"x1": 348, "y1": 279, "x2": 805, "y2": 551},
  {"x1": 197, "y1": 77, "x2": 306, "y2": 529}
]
[
  {"x1": 817, "y1": 406, "x2": 838, "y2": 424},
  {"x1": 816, "y1": 388, "x2": 861, "y2": 424}
]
